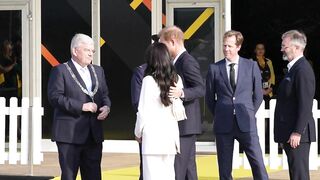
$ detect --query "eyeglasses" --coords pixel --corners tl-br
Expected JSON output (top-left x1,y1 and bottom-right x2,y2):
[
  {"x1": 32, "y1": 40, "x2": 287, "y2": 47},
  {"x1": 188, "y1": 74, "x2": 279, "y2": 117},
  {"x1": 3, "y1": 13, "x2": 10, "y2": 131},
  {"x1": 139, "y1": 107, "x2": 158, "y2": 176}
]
[{"x1": 76, "y1": 47, "x2": 95, "y2": 54}]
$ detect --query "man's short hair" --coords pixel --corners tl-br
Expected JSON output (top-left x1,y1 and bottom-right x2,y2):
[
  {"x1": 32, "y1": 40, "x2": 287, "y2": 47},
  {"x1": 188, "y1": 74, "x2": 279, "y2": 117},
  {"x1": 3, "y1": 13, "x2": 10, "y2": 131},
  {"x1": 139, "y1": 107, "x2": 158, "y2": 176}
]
[
  {"x1": 282, "y1": 30, "x2": 307, "y2": 50},
  {"x1": 223, "y1": 30, "x2": 244, "y2": 46},
  {"x1": 158, "y1": 25, "x2": 184, "y2": 44},
  {"x1": 70, "y1": 33, "x2": 94, "y2": 53}
]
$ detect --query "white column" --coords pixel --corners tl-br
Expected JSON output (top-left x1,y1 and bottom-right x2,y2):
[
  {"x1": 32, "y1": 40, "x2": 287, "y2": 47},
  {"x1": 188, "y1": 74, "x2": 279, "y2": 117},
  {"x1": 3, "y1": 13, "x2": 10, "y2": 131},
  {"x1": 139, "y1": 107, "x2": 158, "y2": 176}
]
[
  {"x1": 224, "y1": 0, "x2": 231, "y2": 31},
  {"x1": 92, "y1": 0, "x2": 101, "y2": 65},
  {"x1": 152, "y1": 0, "x2": 162, "y2": 36}
]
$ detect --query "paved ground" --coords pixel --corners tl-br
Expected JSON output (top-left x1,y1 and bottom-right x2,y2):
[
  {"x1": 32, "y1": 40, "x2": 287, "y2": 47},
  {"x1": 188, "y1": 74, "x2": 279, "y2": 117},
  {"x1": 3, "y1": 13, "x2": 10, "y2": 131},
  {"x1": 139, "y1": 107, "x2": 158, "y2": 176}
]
[{"x1": 0, "y1": 153, "x2": 319, "y2": 179}]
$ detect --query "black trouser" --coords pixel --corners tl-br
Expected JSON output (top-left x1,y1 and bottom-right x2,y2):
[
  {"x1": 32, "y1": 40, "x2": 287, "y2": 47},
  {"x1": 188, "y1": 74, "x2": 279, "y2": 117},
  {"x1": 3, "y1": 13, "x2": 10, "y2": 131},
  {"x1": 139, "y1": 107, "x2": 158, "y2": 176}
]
[
  {"x1": 56, "y1": 141, "x2": 103, "y2": 180},
  {"x1": 139, "y1": 142, "x2": 143, "y2": 180},
  {"x1": 283, "y1": 142, "x2": 311, "y2": 180},
  {"x1": 174, "y1": 134, "x2": 198, "y2": 180}
]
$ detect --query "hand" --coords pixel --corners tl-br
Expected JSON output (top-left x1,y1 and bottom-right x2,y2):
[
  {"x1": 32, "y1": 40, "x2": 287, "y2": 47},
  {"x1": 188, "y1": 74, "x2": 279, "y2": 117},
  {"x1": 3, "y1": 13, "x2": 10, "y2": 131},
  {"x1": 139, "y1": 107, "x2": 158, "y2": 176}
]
[
  {"x1": 169, "y1": 85, "x2": 183, "y2": 98},
  {"x1": 97, "y1": 105, "x2": 110, "y2": 120},
  {"x1": 135, "y1": 136, "x2": 142, "y2": 143},
  {"x1": 287, "y1": 132, "x2": 301, "y2": 148},
  {"x1": 82, "y1": 102, "x2": 97, "y2": 113},
  {"x1": 262, "y1": 88, "x2": 272, "y2": 95}
]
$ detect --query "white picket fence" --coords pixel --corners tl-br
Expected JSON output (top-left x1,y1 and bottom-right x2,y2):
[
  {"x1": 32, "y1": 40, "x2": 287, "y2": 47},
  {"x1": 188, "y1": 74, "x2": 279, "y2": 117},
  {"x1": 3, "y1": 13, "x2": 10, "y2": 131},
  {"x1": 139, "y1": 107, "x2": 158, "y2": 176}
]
[
  {"x1": 0, "y1": 97, "x2": 43, "y2": 165},
  {"x1": 233, "y1": 99, "x2": 319, "y2": 170}
]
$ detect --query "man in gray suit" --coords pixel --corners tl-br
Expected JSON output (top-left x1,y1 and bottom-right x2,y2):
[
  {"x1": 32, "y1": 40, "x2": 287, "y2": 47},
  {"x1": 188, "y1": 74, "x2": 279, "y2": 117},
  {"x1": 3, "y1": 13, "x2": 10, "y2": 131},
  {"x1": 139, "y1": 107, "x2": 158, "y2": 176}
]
[
  {"x1": 159, "y1": 25, "x2": 205, "y2": 180},
  {"x1": 206, "y1": 30, "x2": 268, "y2": 180}
]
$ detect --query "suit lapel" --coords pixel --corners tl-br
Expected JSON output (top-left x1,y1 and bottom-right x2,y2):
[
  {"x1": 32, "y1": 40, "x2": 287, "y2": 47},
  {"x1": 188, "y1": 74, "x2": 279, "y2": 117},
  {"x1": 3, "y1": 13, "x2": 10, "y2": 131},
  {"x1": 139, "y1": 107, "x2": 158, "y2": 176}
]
[
  {"x1": 68, "y1": 60, "x2": 87, "y2": 90},
  {"x1": 235, "y1": 57, "x2": 245, "y2": 94},
  {"x1": 219, "y1": 60, "x2": 233, "y2": 93},
  {"x1": 88, "y1": 65, "x2": 96, "y2": 91},
  {"x1": 174, "y1": 51, "x2": 186, "y2": 70}
]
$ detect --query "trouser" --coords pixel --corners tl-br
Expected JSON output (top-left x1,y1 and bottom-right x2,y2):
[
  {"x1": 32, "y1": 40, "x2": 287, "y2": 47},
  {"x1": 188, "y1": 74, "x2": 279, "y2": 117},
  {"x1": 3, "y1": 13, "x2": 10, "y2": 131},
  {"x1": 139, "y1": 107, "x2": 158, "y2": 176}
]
[
  {"x1": 56, "y1": 141, "x2": 102, "y2": 180},
  {"x1": 143, "y1": 154, "x2": 175, "y2": 180},
  {"x1": 283, "y1": 142, "x2": 311, "y2": 180},
  {"x1": 174, "y1": 134, "x2": 198, "y2": 180},
  {"x1": 215, "y1": 117, "x2": 268, "y2": 180}
]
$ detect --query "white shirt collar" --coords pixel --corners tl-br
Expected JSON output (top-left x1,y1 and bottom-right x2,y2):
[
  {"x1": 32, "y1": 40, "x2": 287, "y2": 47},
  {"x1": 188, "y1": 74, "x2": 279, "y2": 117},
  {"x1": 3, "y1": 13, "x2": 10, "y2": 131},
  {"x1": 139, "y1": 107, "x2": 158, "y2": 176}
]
[
  {"x1": 225, "y1": 56, "x2": 240, "y2": 66},
  {"x1": 287, "y1": 55, "x2": 303, "y2": 72},
  {"x1": 173, "y1": 48, "x2": 186, "y2": 65},
  {"x1": 71, "y1": 58, "x2": 88, "y2": 72}
]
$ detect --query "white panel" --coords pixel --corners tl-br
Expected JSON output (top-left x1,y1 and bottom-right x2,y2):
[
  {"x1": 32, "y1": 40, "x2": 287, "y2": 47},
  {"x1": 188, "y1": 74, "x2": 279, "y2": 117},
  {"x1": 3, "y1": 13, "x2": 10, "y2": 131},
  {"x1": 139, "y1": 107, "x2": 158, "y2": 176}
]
[
  {"x1": 32, "y1": 97, "x2": 43, "y2": 164},
  {"x1": 9, "y1": 97, "x2": 19, "y2": 164},
  {"x1": 20, "y1": 98, "x2": 29, "y2": 164},
  {"x1": 269, "y1": 99, "x2": 280, "y2": 169},
  {"x1": 0, "y1": 97, "x2": 7, "y2": 164},
  {"x1": 232, "y1": 141, "x2": 240, "y2": 168},
  {"x1": 309, "y1": 99, "x2": 319, "y2": 170}
]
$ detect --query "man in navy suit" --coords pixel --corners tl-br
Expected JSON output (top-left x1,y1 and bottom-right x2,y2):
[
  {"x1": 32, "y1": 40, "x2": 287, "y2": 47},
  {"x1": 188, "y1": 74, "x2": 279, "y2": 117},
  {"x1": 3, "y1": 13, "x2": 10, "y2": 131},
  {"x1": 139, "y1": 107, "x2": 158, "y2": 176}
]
[
  {"x1": 48, "y1": 33, "x2": 111, "y2": 180},
  {"x1": 206, "y1": 30, "x2": 268, "y2": 180},
  {"x1": 274, "y1": 30, "x2": 315, "y2": 180},
  {"x1": 159, "y1": 26, "x2": 205, "y2": 180}
]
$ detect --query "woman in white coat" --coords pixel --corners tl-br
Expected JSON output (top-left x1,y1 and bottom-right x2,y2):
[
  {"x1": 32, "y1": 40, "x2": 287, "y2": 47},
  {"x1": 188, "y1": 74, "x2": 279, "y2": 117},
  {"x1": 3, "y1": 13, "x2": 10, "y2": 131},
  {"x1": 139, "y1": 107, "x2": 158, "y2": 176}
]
[{"x1": 134, "y1": 42, "x2": 185, "y2": 180}]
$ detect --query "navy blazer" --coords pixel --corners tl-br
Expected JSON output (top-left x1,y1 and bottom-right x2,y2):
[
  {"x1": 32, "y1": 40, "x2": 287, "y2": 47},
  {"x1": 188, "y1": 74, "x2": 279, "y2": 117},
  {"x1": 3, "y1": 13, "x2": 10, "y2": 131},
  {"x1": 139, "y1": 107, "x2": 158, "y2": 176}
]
[
  {"x1": 130, "y1": 63, "x2": 147, "y2": 112},
  {"x1": 47, "y1": 60, "x2": 111, "y2": 144},
  {"x1": 206, "y1": 57, "x2": 263, "y2": 133},
  {"x1": 174, "y1": 51, "x2": 205, "y2": 136},
  {"x1": 274, "y1": 57, "x2": 316, "y2": 143}
]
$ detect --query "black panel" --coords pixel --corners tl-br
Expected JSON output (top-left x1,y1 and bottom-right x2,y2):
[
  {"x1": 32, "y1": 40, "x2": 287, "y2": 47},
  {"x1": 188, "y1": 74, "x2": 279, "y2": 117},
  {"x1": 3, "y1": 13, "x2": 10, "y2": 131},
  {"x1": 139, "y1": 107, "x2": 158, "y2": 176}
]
[
  {"x1": 100, "y1": 0, "x2": 151, "y2": 139},
  {"x1": 41, "y1": 0, "x2": 91, "y2": 139},
  {"x1": 231, "y1": 0, "x2": 320, "y2": 99}
]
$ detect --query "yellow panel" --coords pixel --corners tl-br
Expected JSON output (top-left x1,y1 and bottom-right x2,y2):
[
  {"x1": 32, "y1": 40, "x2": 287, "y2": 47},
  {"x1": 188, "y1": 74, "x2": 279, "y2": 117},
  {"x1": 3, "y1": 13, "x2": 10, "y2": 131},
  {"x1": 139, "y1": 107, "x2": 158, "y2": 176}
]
[
  {"x1": 130, "y1": 0, "x2": 143, "y2": 10},
  {"x1": 184, "y1": 8, "x2": 214, "y2": 40},
  {"x1": 100, "y1": 37, "x2": 106, "y2": 47}
]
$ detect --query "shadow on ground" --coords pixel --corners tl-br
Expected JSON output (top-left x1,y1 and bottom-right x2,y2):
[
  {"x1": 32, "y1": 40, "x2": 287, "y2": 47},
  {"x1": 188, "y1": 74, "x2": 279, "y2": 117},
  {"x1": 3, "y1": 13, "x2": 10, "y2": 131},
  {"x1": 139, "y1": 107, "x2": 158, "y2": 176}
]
[{"x1": 0, "y1": 175, "x2": 54, "y2": 180}]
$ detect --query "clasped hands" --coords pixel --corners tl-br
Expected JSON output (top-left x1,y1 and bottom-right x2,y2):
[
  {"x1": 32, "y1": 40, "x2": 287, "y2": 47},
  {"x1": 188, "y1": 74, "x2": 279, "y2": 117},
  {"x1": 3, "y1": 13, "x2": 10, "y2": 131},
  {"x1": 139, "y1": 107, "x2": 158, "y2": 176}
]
[{"x1": 82, "y1": 102, "x2": 110, "y2": 120}]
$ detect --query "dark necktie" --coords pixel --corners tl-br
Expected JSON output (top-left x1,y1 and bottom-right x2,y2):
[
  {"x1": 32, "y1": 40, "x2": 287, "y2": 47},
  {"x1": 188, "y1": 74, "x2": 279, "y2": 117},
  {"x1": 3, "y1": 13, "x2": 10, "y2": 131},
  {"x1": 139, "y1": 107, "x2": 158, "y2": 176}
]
[{"x1": 229, "y1": 63, "x2": 236, "y2": 92}]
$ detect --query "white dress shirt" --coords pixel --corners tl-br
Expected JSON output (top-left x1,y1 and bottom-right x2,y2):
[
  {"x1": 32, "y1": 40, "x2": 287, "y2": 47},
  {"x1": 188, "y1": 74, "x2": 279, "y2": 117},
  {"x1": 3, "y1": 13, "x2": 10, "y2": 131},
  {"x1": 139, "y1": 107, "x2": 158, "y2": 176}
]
[
  {"x1": 225, "y1": 57, "x2": 240, "y2": 85},
  {"x1": 71, "y1": 59, "x2": 92, "y2": 92},
  {"x1": 287, "y1": 55, "x2": 303, "y2": 72}
]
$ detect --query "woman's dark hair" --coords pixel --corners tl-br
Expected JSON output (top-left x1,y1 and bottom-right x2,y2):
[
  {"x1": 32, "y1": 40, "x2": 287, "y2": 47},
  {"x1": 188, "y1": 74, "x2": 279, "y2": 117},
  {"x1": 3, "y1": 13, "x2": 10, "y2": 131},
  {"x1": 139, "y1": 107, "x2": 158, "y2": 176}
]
[{"x1": 144, "y1": 42, "x2": 178, "y2": 106}]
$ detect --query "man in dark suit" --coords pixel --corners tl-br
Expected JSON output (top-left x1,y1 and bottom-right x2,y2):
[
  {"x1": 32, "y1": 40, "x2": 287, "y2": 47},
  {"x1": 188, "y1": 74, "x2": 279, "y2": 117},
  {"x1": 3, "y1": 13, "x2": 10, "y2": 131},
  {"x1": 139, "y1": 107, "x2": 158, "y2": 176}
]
[
  {"x1": 206, "y1": 30, "x2": 268, "y2": 180},
  {"x1": 159, "y1": 26, "x2": 205, "y2": 180},
  {"x1": 48, "y1": 33, "x2": 111, "y2": 180},
  {"x1": 274, "y1": 30, "x2": 315, "y2": 180},
  {"x1": 131, "y1": 63, "x2": 146, "y2": 180}
]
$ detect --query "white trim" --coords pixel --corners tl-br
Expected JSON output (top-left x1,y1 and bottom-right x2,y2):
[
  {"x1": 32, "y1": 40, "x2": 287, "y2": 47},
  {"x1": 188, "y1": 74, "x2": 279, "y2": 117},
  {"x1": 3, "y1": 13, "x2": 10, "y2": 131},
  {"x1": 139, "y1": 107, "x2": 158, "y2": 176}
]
[
  {"x1": 151, "y1": 0, "x2": 162, "y2": 36},
  {"x1": 166, "y1": 0, "x2": 224, "y2": 60},
  {"x1": 92, "y1": 0, "x2": 101, "y2": 65},
  {"x1": 224, "y1": 0, "x2": 231, "y2": 31}
]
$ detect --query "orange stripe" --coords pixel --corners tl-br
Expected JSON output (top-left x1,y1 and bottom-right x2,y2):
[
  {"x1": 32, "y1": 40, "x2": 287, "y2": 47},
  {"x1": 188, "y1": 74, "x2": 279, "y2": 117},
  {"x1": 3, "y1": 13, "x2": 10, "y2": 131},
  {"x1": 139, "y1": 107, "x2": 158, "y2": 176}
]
[
  {"x1": 142, "y1": 0, "x2": 166, "y2": 26},
  {"x1": 142, "y1": 0, "x2": 151, "y2": 10},
  {"x1": 41, "y1": 44, "x2": 60, "y2": 67},
  {"x1": 162, "y1": 14, "x2": 166, "y2": 26}
]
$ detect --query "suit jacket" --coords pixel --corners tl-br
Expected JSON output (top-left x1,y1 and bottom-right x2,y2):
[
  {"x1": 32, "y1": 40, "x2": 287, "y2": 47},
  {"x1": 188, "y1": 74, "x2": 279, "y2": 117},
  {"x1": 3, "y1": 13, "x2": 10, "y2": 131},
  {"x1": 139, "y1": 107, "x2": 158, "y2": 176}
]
[
  {"x1": 134, "y1": 75, "x2": 183, "y2": 154},
  {"x1": 47, "y1": 60, "x2": 111, "y2": 144},
  {"x1": 130, "y1": 63, "x2": 147, "y2": 112},
  {"x1": 274, "y1": 57, "x2": 316, "y2": 143},
  {"x1": 174, "y1": 51, "x2": 205, "y2": 136},
  {"x1": 206, "y1": 57, "x2": 263, "y2": 133}
]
